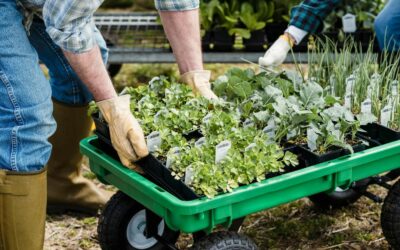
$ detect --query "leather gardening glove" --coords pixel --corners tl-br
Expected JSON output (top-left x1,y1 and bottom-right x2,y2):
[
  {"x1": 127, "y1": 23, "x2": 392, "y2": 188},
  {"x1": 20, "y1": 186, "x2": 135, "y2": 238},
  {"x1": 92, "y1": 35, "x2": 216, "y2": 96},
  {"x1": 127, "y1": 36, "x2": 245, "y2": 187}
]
[
  {"x1": 259, "y1": 33, "x2": 295, "y2": 67},
  {"x1": 97, "y1": 95, "x2": 148, "y2": 172},
  {"x1": 180, "y1": 70, "x2": 218, "y2": 100}
]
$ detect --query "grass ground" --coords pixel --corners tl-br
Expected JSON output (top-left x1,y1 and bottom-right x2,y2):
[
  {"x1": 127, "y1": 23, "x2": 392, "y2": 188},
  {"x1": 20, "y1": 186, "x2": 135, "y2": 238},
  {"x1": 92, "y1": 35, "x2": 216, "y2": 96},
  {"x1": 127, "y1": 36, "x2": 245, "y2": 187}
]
[{"x1": 45, "y1": 64, "x2": 391, "y2": 250}]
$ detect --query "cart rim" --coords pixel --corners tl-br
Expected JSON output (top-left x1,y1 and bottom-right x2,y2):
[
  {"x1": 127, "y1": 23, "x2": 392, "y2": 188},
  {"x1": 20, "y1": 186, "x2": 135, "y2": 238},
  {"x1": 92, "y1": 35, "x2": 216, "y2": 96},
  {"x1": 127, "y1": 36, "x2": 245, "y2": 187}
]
[{"x1": 126, "y1": 209, "x2": 165, "y2": 249}]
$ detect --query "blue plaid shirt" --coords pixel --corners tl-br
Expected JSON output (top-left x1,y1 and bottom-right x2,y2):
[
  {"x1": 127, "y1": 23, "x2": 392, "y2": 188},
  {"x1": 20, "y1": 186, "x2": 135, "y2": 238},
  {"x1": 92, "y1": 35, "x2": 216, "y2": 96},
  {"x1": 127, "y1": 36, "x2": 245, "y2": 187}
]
[
  {"x1": 290, "y1": 0, "x2": 341, "y2": 33},
  {"x1": 19, "y1": 0, "x2": 199, "y2": 53}
]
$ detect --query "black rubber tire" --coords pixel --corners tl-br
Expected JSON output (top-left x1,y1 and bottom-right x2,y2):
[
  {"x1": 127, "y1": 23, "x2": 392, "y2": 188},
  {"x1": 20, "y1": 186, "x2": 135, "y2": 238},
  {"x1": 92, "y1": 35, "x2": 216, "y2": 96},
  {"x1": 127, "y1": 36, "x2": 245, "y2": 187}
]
[
  {"x1": 98, "y1": 191, "x2": 179, "y2": 250},
  {"x1": 309, "y1": 179, "x2": 370, "y2": 209},
  {"x1": 381, "y1": 180, "x2": 400, "y2": 249},
  {"x1": 192, "y1": 231, "x2": 258, "y2": 250},
  {"x1": 309, "y1": 188, "x2": 363, "y2": 209}
]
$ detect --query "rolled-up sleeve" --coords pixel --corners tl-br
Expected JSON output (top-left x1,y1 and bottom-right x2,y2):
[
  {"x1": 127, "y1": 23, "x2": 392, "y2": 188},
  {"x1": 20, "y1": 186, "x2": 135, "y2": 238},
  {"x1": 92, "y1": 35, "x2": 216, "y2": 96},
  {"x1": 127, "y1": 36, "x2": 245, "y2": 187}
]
[
  {"x1": 290, "y1": 0, "x2": 341, "y2": 34},
  {"x1": 155, "y1": 0, "x2": 199, "y2": 11},
  {"x1": 42, "y1": 0, "x2": 103, "y2": 53}
]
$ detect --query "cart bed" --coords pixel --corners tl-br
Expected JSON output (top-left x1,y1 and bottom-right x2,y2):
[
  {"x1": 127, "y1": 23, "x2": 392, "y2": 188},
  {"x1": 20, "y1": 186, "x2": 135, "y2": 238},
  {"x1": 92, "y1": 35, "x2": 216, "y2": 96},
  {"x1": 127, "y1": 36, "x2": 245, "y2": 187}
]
[{"x1": 80, "y1": 136, "x2": 400, "y2": 233}]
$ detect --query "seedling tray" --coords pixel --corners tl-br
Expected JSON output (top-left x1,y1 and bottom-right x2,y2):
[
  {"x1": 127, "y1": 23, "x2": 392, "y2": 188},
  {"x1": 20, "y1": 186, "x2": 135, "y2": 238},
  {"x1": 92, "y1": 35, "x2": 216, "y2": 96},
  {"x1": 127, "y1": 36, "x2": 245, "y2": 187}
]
[
  {"x1": 297, "y1": 143, "x2": 366, "y2": 167},
  {"x1": 359, "y1": 123, "x2": 400, "y2": 145},
  {"x1": 81, "y1": 136, "x2": 400, "y2": 233},
  {"x1": 92, "y1": 113, "x2": 200, "y2": 201}
]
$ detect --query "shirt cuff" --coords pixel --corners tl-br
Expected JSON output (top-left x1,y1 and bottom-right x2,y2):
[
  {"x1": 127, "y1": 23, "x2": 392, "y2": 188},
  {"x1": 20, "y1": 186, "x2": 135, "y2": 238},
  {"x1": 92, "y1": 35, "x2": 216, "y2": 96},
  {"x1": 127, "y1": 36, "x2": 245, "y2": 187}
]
[
  {"x1": 155, "y1": 0, "x2": 199, "y2": 11},
  {"x1": 46, "y1": 21, "x2": 97, "y2": 54},
  {"x1": 285, "y1": 25, "x2": 308, "y2": 44}
]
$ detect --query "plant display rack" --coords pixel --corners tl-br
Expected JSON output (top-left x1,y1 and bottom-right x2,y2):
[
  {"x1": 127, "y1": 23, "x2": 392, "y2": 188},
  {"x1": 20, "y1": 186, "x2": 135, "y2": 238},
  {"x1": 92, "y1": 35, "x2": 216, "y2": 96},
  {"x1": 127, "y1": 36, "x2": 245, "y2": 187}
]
[{"x1": 94, "y1": 12, "x2": 376, "y2": 66}]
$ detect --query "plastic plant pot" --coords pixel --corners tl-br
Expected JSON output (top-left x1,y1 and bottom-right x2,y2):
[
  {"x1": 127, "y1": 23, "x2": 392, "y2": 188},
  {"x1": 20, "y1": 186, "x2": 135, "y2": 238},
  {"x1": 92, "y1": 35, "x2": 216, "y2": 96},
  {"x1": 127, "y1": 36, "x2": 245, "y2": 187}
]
[
  {"x1": 212, "y1": 28, "x2": 235, "y2": 52},
  {"x1": 243, "y1": 29, "x2": 267, "y2": 52},
  {"x1": 265, "y1": 22, "x2": 288, "y2": 44},
  {"x1": 297, "y1": 141, "x2": 366, "y2": 167},
  {"x1": 202, "y1": 31, "x2": 213, "y2": 52},
  {"x1": 360, "y1": 123, "x2": 400, "y2": 145}
]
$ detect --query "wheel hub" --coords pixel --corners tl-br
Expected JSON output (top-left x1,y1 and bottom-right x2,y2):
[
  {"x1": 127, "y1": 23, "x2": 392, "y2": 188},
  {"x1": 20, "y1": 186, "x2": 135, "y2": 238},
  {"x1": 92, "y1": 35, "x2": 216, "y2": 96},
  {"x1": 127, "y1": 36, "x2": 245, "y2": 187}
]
[{"x1": 126, "y1": 209, "x2": 165, "y2": 249}]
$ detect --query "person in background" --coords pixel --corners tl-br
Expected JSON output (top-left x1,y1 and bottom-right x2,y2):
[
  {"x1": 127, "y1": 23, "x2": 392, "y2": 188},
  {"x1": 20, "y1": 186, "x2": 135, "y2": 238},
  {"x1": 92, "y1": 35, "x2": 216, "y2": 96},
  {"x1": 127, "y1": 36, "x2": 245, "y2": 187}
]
[
  {"x1": 259, "y1": 0, "x2": 399, "y2": 67},
  {"x1": 0, "y1": 0, "x2": 215, "y2": 249}
]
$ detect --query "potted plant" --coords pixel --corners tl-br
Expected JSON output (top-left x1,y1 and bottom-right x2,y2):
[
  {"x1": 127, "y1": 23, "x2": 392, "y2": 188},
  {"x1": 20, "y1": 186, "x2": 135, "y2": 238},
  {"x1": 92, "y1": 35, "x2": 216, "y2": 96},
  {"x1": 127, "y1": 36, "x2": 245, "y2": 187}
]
[
  {"x1": 211, "y1": 0, "x2": 241, "y2": 51},
  {"x1": 236, "y1": 1, "x2": 274, "y2": 51}
]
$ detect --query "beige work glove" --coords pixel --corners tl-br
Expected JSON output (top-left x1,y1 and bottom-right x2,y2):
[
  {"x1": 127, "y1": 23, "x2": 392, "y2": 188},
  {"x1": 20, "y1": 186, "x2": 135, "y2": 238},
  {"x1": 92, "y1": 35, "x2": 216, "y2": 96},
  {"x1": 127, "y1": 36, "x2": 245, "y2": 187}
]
[
  {"x1": 180, "y1": 70, "x2": 218, "y2": 100},
  {"x1": 97, "y1": 95, "x2": 148, "y2": 172},
  {"x1": 259, "y1": 34, "x2": 294, "y2": 67}
]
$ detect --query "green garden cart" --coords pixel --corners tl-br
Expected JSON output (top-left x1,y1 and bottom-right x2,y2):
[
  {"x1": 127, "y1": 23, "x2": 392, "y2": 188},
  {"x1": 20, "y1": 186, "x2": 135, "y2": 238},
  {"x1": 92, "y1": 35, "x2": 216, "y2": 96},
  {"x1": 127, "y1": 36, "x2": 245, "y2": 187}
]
[{"x1": 80, "y1": 133, "x2": 400, "y2": 250}]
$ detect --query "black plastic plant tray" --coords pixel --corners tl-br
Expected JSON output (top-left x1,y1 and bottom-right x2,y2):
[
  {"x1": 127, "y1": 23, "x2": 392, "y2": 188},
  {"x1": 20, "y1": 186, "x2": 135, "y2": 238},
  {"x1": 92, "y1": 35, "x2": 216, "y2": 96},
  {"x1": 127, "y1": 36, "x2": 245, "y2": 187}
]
[
  {"x1": 359, "y1": 123, "x2": 400, "y2": 145},
  {"x1": 90, "y1": 136, "x2": 200, "y2": 201},
  {"x1": 297, "y1": 142, "x2": 366, "y2": 167},
  {"x1": 265, "y1": 145, "x2": 305, "y2": 179},
  {"x1": 92, "y1": 113, "x2": 200, "y2": 201}
]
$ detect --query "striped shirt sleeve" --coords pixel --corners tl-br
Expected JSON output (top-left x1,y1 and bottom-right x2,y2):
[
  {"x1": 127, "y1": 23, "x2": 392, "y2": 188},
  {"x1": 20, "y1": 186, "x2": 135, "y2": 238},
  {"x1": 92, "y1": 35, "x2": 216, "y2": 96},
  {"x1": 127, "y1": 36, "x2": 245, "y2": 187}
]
[
  {"x1": 43, "y1": 0, "x2": 103, "y2": 53},
  {"x1": 155, "y1": 0, "x2": 199, "y2": 11}
]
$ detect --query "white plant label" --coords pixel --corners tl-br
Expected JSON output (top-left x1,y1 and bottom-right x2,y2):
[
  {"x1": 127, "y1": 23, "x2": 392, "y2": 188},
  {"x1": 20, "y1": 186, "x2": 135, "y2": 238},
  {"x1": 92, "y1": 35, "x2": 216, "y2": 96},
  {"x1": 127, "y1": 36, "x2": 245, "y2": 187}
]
[
  {"x1": 202, "y1": 113, "x2": 213, "y2": 124},
  {"x1": 361, "y1": 98, "x2": 372, "y2": 114},
  {"x1": 263, "y1": 119, "x2": 276, "y2": 142},
  {"x1": 344, "y1": 94, "x2": 352, "y2": 110},
  {"x1": 345, "y1": 75, "x2": 355, "y2": 95},
  {"x1": 195, "y1": 137, "x2": 206, "y2": 148},
  {"x1": 329, "y1": 75, "x2": 336, "y2": 96},
  {"x1": 147, "y1": 131, "x2": 162, "y2": 153},
  {"x1": 215, "y1": 140, "x2": 232, "y2": 163},
  {"x1": 307, "y1": 128, "x2": 318, "y2": 152},
  {"x1": 245, "y1": 143, "x2": 257, "y2": 152},
  {"x1": 184, "y1": 166, "x2": 194, "y2": 185},
  {"x1": 243, "y1": 118, "x2": 255, "y2": 128},
  {"x1": 138, "y1": 97, "x2": 147, "y2": 107},
  {"x1": 391, "y1": 80, "x2": 399, "y2": 96},
  {"x1": 166, "y1": 147, "x2": 180, "y2": 169},
  {"x1": 342, "y1": 13, "x2": 357, "y2": 33},
  {"x1": 149, "y1": 77, "x2": 160, "y2": 88},
  {"x1": 154, "y1": 110, "x2": 167, "y2": 123},
  {"x1": 380, "y1": 105, "x2": 392, "y2": 127}
]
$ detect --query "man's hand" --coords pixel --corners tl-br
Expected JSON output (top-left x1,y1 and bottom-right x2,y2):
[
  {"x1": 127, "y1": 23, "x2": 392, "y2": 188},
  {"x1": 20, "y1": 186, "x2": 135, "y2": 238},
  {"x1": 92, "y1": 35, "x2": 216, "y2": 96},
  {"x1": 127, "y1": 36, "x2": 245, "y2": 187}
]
[
  {"x1": 97, "y1": 95, "x2": 148, "y2": 171},
  {"x1": 259, "y1": 33, "x2": 295, "y2": 67},
  {"x1": 180, "y1": 70, "x2": 218, "y2": 100}
]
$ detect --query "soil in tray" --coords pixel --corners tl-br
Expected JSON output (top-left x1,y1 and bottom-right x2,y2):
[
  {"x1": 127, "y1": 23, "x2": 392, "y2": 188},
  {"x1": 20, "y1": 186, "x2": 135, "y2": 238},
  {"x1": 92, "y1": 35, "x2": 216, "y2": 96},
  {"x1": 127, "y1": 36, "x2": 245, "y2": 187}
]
[{"x1": 359, "y1": 123, "x2": 400, "y2": 145}]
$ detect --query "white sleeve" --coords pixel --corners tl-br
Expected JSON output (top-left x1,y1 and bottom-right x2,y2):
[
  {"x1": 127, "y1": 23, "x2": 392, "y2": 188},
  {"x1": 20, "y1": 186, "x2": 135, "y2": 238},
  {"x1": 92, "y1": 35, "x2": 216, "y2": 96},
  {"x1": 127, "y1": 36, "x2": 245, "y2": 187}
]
[{"x1": 285, "y1": 25, "x2": 309, "y2": 45}]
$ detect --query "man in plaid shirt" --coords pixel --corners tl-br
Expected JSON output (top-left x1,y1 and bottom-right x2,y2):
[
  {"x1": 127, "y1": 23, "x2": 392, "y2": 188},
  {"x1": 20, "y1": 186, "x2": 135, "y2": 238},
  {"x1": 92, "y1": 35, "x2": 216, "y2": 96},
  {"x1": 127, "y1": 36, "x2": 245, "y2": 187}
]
[
  {"x1": 0, "y1": 0, "x2": 213, "y2": 249},
  {"x1": 259, "y1": 0, "x2": 399, "y2": 67}
]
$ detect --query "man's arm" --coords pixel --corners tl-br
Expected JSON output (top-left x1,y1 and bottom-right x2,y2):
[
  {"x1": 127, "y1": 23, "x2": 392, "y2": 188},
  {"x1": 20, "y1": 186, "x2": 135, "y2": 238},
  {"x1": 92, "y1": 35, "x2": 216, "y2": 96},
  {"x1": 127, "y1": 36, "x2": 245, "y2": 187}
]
[
  {"x1": 63, "y1": 47, "x2": 116, "y2": 101},
  {"x1": 43, "y1": 0, "x2": 148, "y2": 168},
  {"x1": 259, "y1": 0, "x2": 341, "y2": 67},
  {"x1": 156, "y1": 0, "x2": 217, "y2": 99}
]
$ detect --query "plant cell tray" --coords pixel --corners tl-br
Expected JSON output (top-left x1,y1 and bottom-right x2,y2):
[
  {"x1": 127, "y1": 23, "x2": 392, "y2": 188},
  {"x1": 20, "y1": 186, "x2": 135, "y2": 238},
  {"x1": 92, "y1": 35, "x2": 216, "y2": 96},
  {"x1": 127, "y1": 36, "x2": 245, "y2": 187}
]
[
  {"x1": 296, "y1": 143, "x2": 366, "y2": 167},
  {"x1": 359, "y1": 123, "x2": 400, "y2": 145},
  {"x1": 81, "y1": 135, "x2": 400, "y2": 233}
]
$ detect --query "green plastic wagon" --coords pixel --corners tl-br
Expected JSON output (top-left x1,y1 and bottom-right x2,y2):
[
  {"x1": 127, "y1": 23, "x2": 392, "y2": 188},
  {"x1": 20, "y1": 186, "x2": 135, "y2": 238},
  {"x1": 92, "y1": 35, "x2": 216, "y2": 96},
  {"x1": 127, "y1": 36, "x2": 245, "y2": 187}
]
[{"x1": 80, "y1": 136, "x2": 400, "y2": 250}]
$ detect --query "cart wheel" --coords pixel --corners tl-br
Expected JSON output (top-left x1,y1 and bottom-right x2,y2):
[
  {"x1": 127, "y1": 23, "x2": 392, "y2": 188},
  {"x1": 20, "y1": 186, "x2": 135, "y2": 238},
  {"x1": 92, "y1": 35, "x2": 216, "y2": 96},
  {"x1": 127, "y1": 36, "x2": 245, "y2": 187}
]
[
  {"x1": 309, "y1": 179, "x2": 369, "y2": 209},
  {"x1": 381, "y1": 180, "x2": 400, "y2": 249},
  {"x1": 192, "y1": 231, "x2": 258, "y2": 250},
  {"x1": 98, "y1": 191, "x2": 179, "y2": 250},
  {"x1": 309, "y1": 187, "x2": 363, "y2": 209}
]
